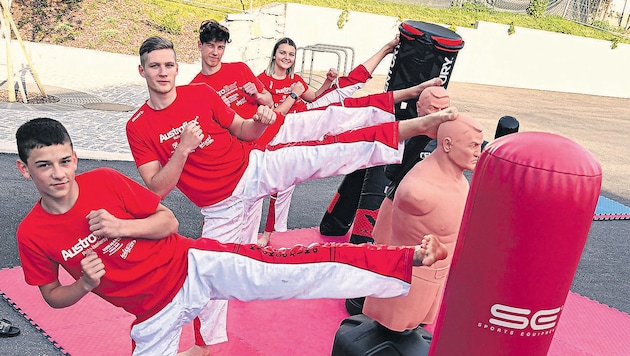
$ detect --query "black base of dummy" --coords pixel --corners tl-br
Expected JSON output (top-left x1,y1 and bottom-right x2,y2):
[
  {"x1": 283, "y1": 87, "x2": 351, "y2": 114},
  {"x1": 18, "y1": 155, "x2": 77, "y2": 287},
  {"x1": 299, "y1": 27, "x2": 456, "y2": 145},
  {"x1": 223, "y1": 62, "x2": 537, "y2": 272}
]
[{"x1": 331, "y1": 314, "x2": 432, "y2": 356}]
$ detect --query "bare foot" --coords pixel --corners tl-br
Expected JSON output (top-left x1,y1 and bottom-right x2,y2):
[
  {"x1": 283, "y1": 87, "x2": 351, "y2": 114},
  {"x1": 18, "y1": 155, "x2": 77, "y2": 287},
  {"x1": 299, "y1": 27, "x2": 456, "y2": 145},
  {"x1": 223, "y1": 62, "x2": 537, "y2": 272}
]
[
  {"x1": 412, "y1": 107, "x2": 459, "y2": 139},
  {"x1": 416, "y1": 77, "x2": 443, "y2": 94},
  {"x1": 402, "y1": 80, "x2": 444, "y2": 102},
  {"x1": 177, "y1": 344, "x2": 211, "y2": 356},
  {"x1": 412, "y1": 234, "x2": 448, "y2": 266},
  {"x1": 257, "y1": 231, "x2": 272, "y2": 247}
]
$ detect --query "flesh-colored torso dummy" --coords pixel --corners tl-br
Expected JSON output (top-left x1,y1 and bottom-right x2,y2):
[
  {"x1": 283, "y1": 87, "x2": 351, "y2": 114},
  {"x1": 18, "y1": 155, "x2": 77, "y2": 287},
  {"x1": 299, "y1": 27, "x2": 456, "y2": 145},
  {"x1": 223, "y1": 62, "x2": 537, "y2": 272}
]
[{"x1": 363, "y1": 112, "x2": 483, "y2": 331}]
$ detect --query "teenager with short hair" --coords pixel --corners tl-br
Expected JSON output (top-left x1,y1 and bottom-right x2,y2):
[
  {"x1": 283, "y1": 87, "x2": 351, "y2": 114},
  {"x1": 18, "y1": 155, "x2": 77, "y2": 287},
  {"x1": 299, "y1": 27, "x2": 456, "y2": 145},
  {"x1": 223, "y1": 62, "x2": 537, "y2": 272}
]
[{"x1": 16, "y1": 117, "x2": 448, "y2": 355}]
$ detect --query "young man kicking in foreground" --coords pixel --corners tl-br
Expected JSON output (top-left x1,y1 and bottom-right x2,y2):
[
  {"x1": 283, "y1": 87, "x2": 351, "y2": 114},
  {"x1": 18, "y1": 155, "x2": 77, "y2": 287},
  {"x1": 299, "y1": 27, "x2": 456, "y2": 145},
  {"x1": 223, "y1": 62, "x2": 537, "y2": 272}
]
[{"x1": 16, "y1": 118, "x2": 448, "y2": 355}]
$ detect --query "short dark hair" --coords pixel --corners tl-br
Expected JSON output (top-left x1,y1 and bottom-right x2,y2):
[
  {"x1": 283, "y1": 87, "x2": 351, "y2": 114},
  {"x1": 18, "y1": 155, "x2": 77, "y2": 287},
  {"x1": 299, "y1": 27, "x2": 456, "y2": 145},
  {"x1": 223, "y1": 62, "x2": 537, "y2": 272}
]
[
  {"x1": 139, "y1": 36, "x2": 176, "y2": 67},
  {"x1": 199, "y1": 19, "x2": 231, "y2": 44},
  {"x1": 16, "y1": 118, "x2": 73, "y2": 163}
]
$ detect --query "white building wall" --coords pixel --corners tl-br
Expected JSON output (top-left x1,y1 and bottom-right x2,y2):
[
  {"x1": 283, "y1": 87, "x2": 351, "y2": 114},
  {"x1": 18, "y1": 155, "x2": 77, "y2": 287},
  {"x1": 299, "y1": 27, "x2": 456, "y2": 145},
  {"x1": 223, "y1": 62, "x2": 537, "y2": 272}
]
[{"x1": 276, "y1": 3, "x2": 630, "y2": 98}]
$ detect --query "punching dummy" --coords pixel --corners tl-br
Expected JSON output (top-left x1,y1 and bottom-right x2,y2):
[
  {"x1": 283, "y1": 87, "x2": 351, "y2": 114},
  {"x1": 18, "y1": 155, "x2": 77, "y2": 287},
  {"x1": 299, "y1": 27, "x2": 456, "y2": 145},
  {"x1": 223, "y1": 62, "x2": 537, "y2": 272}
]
[
  {"x1": 370, "y1": 86, "x2": 451, "y2": 252},
  {"x1": 345, "y1": 86, "x2": 450, "y2": 315},
  {"x1": 362, "y1": 114, "x2": 484, "y2": 331},
  {"x1": 384, "y1": 86, "x2": 450, "y2": 192}
]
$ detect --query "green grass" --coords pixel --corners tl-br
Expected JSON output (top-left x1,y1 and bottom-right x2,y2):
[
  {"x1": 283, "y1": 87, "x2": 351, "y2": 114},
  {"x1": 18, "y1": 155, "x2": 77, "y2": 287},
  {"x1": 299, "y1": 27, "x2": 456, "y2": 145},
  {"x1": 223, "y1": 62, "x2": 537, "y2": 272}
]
[{"x1": 146, "y1": 0, "x2": 630, "y2": 45}]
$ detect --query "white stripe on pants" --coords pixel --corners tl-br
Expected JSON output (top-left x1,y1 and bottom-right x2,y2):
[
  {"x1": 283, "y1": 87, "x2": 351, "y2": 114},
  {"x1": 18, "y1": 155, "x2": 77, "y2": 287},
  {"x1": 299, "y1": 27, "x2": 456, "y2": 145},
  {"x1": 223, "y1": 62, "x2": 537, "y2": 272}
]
[
  {"x1": 129, "y1": 247, "x2": 411, "y2": 355},
  {"x1": 270, "y1": 185, "x2": 295, "y2": 232},
  {"x1": 270, "y1": 105, "x2": 395, "y2": 145},
  {"x1": 197, "y1": 105, "x2": 401, "y2": 347}
]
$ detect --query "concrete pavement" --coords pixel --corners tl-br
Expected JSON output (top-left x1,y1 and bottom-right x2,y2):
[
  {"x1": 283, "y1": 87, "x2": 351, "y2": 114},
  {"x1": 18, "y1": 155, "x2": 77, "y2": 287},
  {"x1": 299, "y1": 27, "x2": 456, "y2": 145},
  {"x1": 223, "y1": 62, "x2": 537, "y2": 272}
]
[
  {"x1": 0, "y1": 43, "x2": 628, "y2": 355},
  {"x1": 0, "y1": 41, "x2": 204, "y2": 162}
]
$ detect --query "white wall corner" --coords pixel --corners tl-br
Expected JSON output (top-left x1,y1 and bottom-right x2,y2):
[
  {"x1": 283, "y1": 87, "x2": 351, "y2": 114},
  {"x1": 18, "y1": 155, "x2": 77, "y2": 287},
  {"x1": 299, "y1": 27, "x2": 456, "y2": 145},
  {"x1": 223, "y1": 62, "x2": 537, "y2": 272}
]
[
  {"x1": 260, "y1": 2, "x2": 286, "y2": 16},
  {"x1": 259, "y1": 14, "x2": 280, "y2": 39},
  {"x1": 226, "y1": 13, "x2": 256, "y2": 22}
]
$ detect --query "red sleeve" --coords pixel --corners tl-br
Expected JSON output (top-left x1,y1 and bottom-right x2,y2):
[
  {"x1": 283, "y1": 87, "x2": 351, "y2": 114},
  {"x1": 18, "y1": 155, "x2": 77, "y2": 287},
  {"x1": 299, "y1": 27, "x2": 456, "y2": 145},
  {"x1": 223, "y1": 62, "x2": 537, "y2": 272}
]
[
  {"x1": 295, "y1": 74, "x2": 309, "y2": 90},
  {"x1": 254, "y1": 76, "x2": 266, "y2": 93},
  {"x1": 126, "y1": 107, "x2": 161, "y2": 168},
  {"x1": 16, "y1": 212, "x2": 60, "y2": 286},
  {"x1": 200, "y1": 83, "x2": 237, "y2": 129},
  {"x1": 104, "y1": 168, "x2": 161, "y2": 218}
]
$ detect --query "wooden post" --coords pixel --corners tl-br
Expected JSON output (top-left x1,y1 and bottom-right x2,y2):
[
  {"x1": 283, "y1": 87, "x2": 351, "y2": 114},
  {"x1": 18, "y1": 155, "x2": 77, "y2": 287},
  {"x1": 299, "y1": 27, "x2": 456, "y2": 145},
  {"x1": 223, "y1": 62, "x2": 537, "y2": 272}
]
[
  {"x1": 0, "y1": 0, "x2": 46, "y2": 102},
  {"x1": 1, "y1": 0, "x2": 14, "y2": 102}
]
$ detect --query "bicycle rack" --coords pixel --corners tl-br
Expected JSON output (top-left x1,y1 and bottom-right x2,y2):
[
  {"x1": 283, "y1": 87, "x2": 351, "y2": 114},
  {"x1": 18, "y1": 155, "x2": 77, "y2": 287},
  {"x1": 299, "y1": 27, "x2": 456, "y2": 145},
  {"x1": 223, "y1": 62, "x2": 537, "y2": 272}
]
[{"x1": 297, "y1": 44, "x2": 355, "y2": 87}]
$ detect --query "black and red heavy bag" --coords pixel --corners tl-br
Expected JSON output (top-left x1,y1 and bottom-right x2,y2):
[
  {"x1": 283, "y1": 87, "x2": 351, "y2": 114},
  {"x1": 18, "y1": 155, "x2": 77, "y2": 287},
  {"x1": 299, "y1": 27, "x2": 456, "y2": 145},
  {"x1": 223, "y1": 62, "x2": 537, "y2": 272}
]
[
  {"x1": 384, "y1": 20, "x2": 464, "y2": 183},
  {"x1": 385, "y1": 20, "x2": 464, "y2": 120},
  {"x1": 321, "y1": 21, "x2": 464, "y2": 240},
  {"x1": 429, "y1": 132, "x2": 602, "y2": 356}
]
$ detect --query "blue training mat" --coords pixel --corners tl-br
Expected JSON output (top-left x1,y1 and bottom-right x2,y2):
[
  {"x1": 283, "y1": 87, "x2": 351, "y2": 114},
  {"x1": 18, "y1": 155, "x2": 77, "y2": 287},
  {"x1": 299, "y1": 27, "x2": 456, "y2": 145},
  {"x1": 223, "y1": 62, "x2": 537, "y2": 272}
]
[{"x1": 593, "y1": 196, "x2": 630, "y2": 220}]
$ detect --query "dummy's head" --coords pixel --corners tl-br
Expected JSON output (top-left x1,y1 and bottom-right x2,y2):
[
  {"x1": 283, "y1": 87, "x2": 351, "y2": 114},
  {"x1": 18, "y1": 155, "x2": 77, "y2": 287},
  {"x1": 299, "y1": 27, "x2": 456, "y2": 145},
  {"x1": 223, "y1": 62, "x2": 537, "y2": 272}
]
[
  {"x1": 417, "y1": 86, "x2": 450, "y2": 117},
  {"x1": 437, "y1": 114, "x2": 484, "y2": 171},
  {"x1": 266, "y1": 37, "x2": 297, "y2": 77},
  {"x1": 16, "y1": 118, "x2": 72, "y2": 164},
  {"x1": 199, "y1": 19, "x2": 231, "y2": 44},
  {"x1": 139, "y1": 36, "x2": 176, "y2": 67}
]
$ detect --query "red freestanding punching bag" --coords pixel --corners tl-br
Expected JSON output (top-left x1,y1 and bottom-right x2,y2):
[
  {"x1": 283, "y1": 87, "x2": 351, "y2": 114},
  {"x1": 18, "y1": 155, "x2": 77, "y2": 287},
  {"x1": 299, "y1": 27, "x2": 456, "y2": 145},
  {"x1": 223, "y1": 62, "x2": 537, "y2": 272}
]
[{"x1": 429, "y1": 132, "x2": 602, "y2": 356}]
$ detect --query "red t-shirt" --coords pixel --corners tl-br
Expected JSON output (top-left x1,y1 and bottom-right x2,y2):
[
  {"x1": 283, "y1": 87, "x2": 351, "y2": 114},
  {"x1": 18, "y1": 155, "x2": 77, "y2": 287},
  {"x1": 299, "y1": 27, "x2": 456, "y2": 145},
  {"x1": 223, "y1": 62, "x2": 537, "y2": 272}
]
[
  {"x1": 126, "y1": 83, "x2": 253, "y2": 207},
  {"x1": 191, "y1": 62, "x2": 265, "y2": 119},
  {"x1": 16, "y1": 168, "x2": 193, "y2": 320},
  {"x1": 257, "y1": 72, "x2": 309, "y2": 114}
]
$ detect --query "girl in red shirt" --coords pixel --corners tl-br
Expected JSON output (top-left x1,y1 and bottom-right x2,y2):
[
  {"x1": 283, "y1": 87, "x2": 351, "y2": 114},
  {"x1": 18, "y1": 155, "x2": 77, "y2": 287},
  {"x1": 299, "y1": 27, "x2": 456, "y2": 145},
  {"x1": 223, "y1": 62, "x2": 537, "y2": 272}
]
[{"x1": 256, "y1": 35, "x2": 401, "y2": 246}]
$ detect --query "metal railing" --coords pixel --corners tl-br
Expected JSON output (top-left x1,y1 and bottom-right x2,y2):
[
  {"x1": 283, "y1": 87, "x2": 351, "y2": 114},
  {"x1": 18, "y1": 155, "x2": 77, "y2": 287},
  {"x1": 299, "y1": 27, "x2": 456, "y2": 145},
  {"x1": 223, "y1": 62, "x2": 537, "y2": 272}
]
[
  {"x1": 456, "y1": 0, "x2": 630, "y2": 33},
  {"x1": 296, "y1": 44, "x2": 355, "y2": 87}
]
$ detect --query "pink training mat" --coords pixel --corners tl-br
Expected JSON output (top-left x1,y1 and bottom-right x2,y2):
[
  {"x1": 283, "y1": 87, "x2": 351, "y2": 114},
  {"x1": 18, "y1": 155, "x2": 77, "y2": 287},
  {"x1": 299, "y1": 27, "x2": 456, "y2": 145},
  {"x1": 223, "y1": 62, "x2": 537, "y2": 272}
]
[{"x1": 1, "y1": 227, "x2": 629, "y2": 355}]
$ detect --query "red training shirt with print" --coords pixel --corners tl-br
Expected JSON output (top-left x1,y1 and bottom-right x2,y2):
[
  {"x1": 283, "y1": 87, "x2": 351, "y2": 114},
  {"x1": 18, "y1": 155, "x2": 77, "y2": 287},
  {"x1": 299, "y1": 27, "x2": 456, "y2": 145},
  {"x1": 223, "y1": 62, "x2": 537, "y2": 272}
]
[
  {"x1": 126, "y1": 83, "x2": 253, "y2": 207},
  {"x1": 16, "y1": 168, "x2": 193, "y2": 321},
  {"x1": 191, "y1": 62, "x2": 265, "y2": 119},
  {"x1": 257, "y1": 72, "x2": 309, "y2": 114}
]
